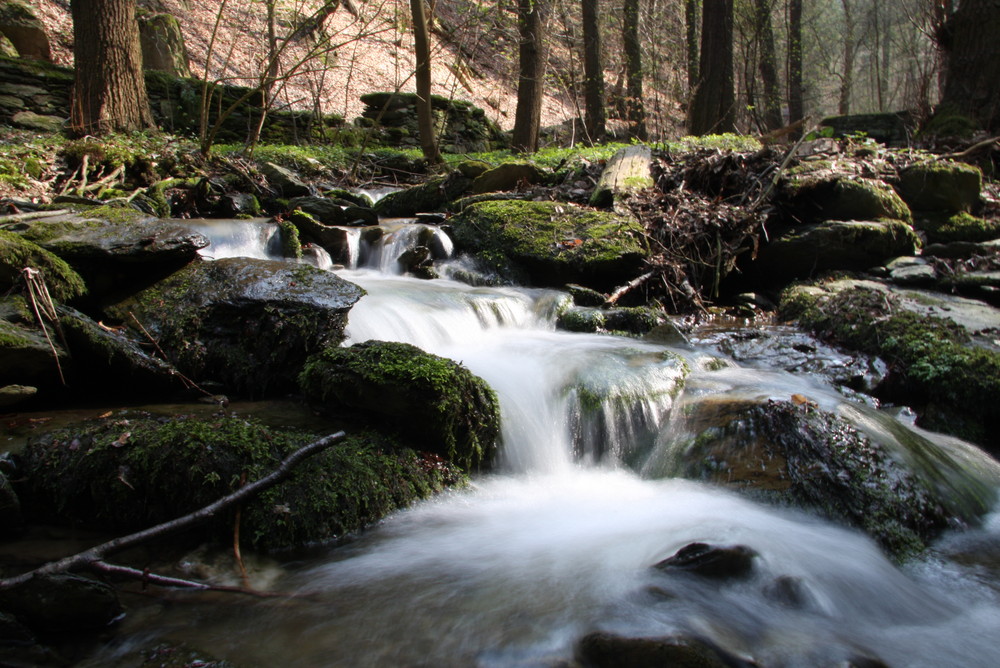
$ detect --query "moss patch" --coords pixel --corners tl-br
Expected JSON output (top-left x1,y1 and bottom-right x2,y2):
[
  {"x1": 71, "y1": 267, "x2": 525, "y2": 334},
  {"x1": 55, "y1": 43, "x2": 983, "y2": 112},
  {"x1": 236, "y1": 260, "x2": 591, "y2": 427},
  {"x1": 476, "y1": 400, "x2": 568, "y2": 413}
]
[
  {"x1": 448, "y1": 199, "x2": 648, "y2": 291},
  {"x1": 299, "y1": 341, "x2": 500, "y2": 471},
  {"x1": 17, "y1": 415, "x2": 462, "y2": 552},
  {"x1": 0, "y1": 229, "x2": 86, "y2": 301},
  {"x1": 897, "y1": 160, "x2": 982, "y2": 214},
  {"x1": 914, "y1": 211, "x2": 1000, "y2": 243}
]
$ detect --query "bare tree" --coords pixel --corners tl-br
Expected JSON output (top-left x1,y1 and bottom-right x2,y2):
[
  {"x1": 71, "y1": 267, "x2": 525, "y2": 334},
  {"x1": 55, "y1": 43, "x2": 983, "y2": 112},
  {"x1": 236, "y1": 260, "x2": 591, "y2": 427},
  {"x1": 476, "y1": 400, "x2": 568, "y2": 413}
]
[
  {"x1": 581, "y1": 0, "x2": 606, "y2": 141},
  {"x1": 623, "y1": 0, "x2": 647, "y2": 139},
  {"x1": 787, "y1": 0, "x2": 804, "y2": 126},
  {"x1": 688, "y1": 0, "x2": 735, "y2": 135},
  {"x1": 411, "y1": 0, "x2": 441, "y2": 163},
  {"x1": 512, "y1": 0, "x2": 550, "y2": 152}
]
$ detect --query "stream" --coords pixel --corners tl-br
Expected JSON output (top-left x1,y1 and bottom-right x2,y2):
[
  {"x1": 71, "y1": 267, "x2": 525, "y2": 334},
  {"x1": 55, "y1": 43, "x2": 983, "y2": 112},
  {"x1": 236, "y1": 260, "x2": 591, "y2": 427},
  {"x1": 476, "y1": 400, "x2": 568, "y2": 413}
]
[{"x1": 88, "y1": 218, "x2": 1000, "y2": 667}]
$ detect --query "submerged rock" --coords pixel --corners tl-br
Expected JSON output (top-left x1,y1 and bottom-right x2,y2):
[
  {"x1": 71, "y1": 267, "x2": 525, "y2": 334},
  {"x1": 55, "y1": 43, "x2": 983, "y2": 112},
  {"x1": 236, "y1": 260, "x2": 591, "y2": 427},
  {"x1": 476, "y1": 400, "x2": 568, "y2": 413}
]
[
  {"x1": 299, "y1": 340, "x2": 500, "y2": 470},
  {"x1": 448, "y1": 200, "x2": 649, "y2": 292},
  {"x1": 17, "y1": 414, "x2": 461, "y2": 551},
  {"x1": 653, "y1": 542, "x2": 758, "y2": 580},
  {"x1": 105, "y1": 258, "x2": 364, "y2": 397},
  {"x1": 0, "y1": 574, "x2": 122, "y2": 635},
  {"x1": 575, "y1": 631, "x2": 738, "y2": 668}
]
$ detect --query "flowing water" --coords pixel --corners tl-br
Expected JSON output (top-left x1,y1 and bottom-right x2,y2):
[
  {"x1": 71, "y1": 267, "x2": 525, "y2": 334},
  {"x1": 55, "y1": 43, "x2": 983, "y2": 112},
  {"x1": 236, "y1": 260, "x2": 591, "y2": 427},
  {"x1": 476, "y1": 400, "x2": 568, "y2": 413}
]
[{"x1": 92, "y1": 219, "x2": 1000, "y2": 667}]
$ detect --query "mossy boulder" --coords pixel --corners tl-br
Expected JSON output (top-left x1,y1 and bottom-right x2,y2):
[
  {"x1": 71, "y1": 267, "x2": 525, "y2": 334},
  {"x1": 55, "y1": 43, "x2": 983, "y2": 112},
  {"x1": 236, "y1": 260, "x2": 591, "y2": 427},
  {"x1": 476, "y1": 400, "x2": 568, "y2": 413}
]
[
  {"x1": 16, "y1": 415, "x2": 461, "y2": 551},
  {"x1": 0, "y1": 229, "x2": 86, "y2": 302},
  {"x1": 448, "y1": 200, "x2": 649, "y2": 291},
  {"x1": 749, "y1": 219, "x2": 921, "y2": 285},
  {"x1": 896, "y1": 161, "x2": 982, "y2": 214},
  {"x1": 0, "y1": 317, "x2": 68, "y2": 390},
  {"x1": 470, "y1": 162, "x2": 546, "y2": 195},
  {"x1": 660, "y1": 397, "x2": 998, "y2": 556},
  {"x1": 374, "y1": 171, "x2": 472, "y2": 217},
  {"x1": 5, "y1": 209, "x2": 209, "y2": 299},
  {"x1": 105, "y1": 258, "x2": 364, "y2": 397},
  {"x1": 299, "y1": 341, "x2": 500, "y2": 471},
  {"x1": 914, "y1": 211, "x2": 1000, "y2": 244},
  {"x1": 780, "y1": 176, "x2": 912, "y2": 225},
  {"x1": 780, "y1": 281, "x2": 1000, "y2": 448},
  {"x1": 0, "y1": 0, "x2": 51, "y2": 61}
]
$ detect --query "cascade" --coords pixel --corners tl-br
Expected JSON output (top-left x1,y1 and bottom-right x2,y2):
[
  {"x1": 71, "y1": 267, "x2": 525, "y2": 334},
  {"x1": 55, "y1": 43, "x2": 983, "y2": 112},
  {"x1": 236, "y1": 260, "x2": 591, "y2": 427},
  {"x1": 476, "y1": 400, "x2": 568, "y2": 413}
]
[{"x1": 141, "y1": 217, "x2": 1000, "y2": 668}]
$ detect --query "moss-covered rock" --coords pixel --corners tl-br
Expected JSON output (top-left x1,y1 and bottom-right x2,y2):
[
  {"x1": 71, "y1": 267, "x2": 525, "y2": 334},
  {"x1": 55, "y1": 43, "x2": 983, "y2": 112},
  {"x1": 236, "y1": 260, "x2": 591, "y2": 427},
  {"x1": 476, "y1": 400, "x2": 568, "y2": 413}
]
[
  {"x1": 780, "y1": 281, "x2": 1000, "y2": 448},
  {"x1": 748, "y1": 219, "x2": 921, "y2": 285},
  {"x1": 0, "y1": 229, "x2": 86, "y2": 302},
  {"x1": 661, "y1": 397, "x2": 997, "y2": 556},
  {"x1": 299, "y1": 341, "x2": 500, "y2": 471},
  {"x1": 914, "y1": 211, "x2": 1000, "y2": 243},
  {"x1": 448, "y1": 200, "x2": 649, "y2": 291},
  {"x1": 0, "y1": 317, "x2": 68, "y2": 389},
  {"x1": 780, "y1": 176, "x2": 912, "y2": 225},
  {"x1": 4, "y1": 210, "x2": 209, "y2": 300},
  {"x1": 105, "y1": 258, "x2": 364, "y2": 397},
  {"x1": 16, "y1": 415, "x2": 460, "y2": 551},
  {"x1": 470, "y1": 162, "x2": 546, "y2": 195},
  {"x1": 374, "y1": 171, "x2": 472, "y2": 217},
  {"x1": 896, "y1": 161, "x2": 982, "y2": 213}
]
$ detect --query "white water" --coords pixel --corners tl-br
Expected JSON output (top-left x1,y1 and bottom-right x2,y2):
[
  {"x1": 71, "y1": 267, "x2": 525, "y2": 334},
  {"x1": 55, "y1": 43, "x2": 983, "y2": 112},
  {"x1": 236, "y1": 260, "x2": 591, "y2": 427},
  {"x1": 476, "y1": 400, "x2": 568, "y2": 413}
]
[{"x1": 152, "y1": 219, "x2": 1000, "y2": 667}]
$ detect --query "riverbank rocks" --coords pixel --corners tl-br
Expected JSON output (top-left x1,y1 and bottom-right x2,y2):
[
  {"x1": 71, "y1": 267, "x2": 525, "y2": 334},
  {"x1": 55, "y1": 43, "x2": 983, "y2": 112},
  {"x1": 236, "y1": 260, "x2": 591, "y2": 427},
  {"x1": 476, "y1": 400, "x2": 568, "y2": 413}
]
[
  {"x1": 448, "y1": 200, "x2": 649, "y2": 291},
  {"x1": 4, "y1": 208, "x2": 209, "y2": 299},
  {"x1": 781, "y1": 279, "x2": 1000, "y2": 448},
  {"x1": 0, "y1": 297, "x2": 68, "y2": 391},
  {"x1": 15, "y1": 415, "x2": 461, "y2": 551},
  {"x1": 660, "y1": 396, "x2": 998, "y2": 555},
  {"x1": 374, "y1": 171, "x2": 472, "y2": 217},
  {"x1": 105, "y1": 258, "x2": 364, "y2": 397},
  {"x1": 299, "y1": 341, "x2": 500, "y2": 470},
  {"x1": 575, "y1": 632, "x2": 737, "y2": 668},
  {"x1": 780, "y1": 175, "x2": 912, "y2": 225},
  {"x1": 896, "y1": 160, "x2": 982, "y2": 214},
  {"x1": 752, "y1": 219, "x2": 920, "y2": 285}
]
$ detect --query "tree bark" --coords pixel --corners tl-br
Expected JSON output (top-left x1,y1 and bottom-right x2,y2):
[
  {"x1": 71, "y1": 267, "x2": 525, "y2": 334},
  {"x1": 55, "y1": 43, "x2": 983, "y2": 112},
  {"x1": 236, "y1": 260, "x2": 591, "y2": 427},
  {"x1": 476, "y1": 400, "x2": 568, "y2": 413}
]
[
  {"x1": 685, "y1": 0, "x2": 700, "y2": 93},
  {"x1": 512, "y1": 0, "x2": 549, "y2": 153},
  {"x1": 70, "y1": 0, "x2": 154, "y2": 136},
  {"x1": 410, "y1": 0, "x2": 441, "y2": 163},
  {"x1": 687, "y1": 0, "x2": 735, "y2": 136},
  {"x1": 754, "y1": 0, "x2": 783, "y2": 131},
  {"x1": 623, "y1": 0, "x2": 647, "y2": 140},
  {"x1": 938, "y1": 0, "x2": 1000, "y2": 131},
  {"x1": 787, "y1": 0, "x2": 804, "y2": 127},
  {"x1": 838, "y1": 0, "x2": 855, "y2": 115},
  {"x1": 581, "y1": 0, "x2": 605, "y2": 142}
]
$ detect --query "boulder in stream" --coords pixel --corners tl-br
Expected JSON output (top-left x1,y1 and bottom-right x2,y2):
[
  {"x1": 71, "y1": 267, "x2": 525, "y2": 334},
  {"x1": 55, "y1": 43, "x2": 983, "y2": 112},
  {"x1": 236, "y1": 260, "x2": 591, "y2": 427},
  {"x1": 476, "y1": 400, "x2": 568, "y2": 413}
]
[
  {"x1": 105, "y1": 258, "x2": 364, "y2": 397},
  {"x1": 299, "y1": 340, "x2": 500, "y2": 470},
  {"x1": 16, "y1": 414, "x2": 462, "y2": 551},
  {"x1": 575, "y1": 631, "x2": 738, "y2": 668}
]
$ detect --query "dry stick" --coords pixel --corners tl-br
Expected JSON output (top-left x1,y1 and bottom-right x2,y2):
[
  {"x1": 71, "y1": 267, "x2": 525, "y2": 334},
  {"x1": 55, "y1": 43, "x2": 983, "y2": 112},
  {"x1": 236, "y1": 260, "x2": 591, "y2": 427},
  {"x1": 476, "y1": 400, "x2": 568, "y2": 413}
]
[
  {"x1": 604, "y1": 271, "x2": 656, "y2": 307},
  {"x1": 0, "y1": 209, "x2": 71, "y2": 225},
  {"x1": 940, "y1": 136, "x2": 1000, "y2": 162},
  {"x1": 22, "y1": 268, "x2": 66, "y2": 386},
  {"x1": 0, "y1": 431, "x2": 347, "y2": 592}
]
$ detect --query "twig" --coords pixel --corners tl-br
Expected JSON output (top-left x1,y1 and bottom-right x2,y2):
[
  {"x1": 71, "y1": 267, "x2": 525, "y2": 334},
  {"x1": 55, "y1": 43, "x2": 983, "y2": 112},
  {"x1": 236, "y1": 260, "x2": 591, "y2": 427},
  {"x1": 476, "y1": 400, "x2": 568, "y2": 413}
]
[
  {"x1": 0, "y1": 209, "x2": 71, "y2": 225},
  {"x1": 0, "y1": 431, "x2": 347, "y2": 591},
  {"x1": 91, "y1": 562, "x2": 281, "y2": 598},
  {"x1": 604, "y1": 271, "x2": 655, "y2": 307},
  {"x1": 940, "y1": 136, "x2": 1000, "y2": 162},
  {"x1": 21, "y1": 268, "x2": 66, "y2": 385}
]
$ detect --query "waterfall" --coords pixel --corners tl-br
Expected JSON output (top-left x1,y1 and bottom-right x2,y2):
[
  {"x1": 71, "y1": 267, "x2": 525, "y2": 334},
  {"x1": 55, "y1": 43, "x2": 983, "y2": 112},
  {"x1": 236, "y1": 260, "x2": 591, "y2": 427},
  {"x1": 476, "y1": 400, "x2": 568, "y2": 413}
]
[{"x1": 153, "y1": 217, "x2": 1000, "y2": 668}]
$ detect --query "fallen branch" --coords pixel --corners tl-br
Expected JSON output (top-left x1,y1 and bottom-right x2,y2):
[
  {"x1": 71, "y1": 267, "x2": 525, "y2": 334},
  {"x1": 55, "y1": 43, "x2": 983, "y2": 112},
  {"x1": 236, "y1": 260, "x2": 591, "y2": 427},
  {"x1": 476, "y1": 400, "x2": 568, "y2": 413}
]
[
  {"x1": 0, "y1": 431, "x2": 347, "y2": 591},
  {"x1": 604, "y1": 270, "x2": 655, "y2": 307},
  {"x1": 940, "y1": 136, "x2": 1000, "y2": 162},
  {"x1": 0, "y1": 209, "x2": 71, "y2": 225}
]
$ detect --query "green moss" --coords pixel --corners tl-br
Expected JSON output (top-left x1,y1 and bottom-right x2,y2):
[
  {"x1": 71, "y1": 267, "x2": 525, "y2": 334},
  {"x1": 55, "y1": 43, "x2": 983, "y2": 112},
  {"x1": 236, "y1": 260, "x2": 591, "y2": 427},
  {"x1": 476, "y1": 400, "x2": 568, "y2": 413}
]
[
  {"x1": 278, "y1": 219, "x2": 302, "y2": 258},
  {"x1": 557, "y1": 307, "x2": 606, "y2": 333},
  {"x1": 18, "y1": 415, "x2": 461, "y2": 552},
  {"x1": 897, "y1": 160, "x2": 982, "y2": 213},
  {"x1": 916, "y1": 211, "x2": 1000, "y2": 243},
  {"x1": 299, "y1": 341, "x2": 500, "y2": 471},
  {"x1": 0, "y1": 230, "x2": 86, "y2": 301},
  {"x1": 780, "y1": 284, "x2": 1000, "y2": 444}
]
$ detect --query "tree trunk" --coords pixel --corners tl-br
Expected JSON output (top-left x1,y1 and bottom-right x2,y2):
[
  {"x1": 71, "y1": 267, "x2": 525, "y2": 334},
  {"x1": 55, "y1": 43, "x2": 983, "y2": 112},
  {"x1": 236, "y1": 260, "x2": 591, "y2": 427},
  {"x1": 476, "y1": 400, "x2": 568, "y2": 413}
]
[
  {"x1": 512, "y1": 0, "x2": 549, "y2": 153},
  {"x1": 623, "y1": 0, "x2": 647, "y2": 140},
  {"x1": 687, "y1": 0, "x2": 735, "y2": 136},
  {"x1": 69, "y1": 0, "x2": 154, "y2": 136},
  {"x1": 939, "y1": 0, "x2": 1000, "y2": 132},
  {"x1": 410, "y1": 0, "x2": 441, "y2": 163},
  {"x1": 787, "y1": 0, "x2": 804, "y2": 127},
  {"x1": 581, "y1": 0, "x2": 605, "y2": 142},
  {"x1": 838, "y1": 0, "x2": 855, "y2": 115},
  {"x1": 754, "y1": 0, "x2": 783, "y2": 131},
  {"x1": 685, "y1": 0, "x2": 700, "y2": 93}
]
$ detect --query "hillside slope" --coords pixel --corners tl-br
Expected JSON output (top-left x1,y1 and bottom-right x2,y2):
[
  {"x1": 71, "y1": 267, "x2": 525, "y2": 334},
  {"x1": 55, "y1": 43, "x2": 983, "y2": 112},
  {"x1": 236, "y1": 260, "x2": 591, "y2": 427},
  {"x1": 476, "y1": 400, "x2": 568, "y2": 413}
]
[{"x1": 32, "y1": 0, "x2": 574, "y2": 131}]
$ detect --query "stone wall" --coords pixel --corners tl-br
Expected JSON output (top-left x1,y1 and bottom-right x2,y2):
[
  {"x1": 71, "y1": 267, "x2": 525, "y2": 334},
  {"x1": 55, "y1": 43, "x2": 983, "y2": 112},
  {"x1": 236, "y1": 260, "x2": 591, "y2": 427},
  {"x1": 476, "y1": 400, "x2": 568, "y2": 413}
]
[{"x1": 0, "y1": 55, "x2": 344, "y2": 143}]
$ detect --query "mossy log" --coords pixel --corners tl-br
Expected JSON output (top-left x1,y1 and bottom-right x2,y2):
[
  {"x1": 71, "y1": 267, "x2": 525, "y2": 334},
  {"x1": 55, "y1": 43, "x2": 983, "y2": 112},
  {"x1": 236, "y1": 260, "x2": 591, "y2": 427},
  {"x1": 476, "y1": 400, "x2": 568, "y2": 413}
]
[{"x1": 589, "y1": 145, "x2": 654, "y2": 208}]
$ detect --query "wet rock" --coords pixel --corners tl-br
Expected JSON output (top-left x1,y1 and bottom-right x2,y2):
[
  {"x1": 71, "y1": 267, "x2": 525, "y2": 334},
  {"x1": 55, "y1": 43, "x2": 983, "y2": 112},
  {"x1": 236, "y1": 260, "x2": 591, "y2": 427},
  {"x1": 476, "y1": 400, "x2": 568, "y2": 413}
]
[
  {"x1": 56, "y1": 306, "x2": 187, "y2": 400},
  {"x1": 575, "y1": 631, "x2": 739, "y2": 668},
  {"x1": 662, "y1": 396, "x2": 998, "y2": 555},
  {"x1": 604, "y1": 307, "x2": 661, "y2": 334},
  {"x1": 102, "y1": 642, "x2": 237, "y2": 667},
  {"x1": 762, "y1": 575, "x2": 813, "y2": 609},
  {"x1": 0, "y1": 574, "x2": 121, "y2": 634},
  {"x1": 105, "y1": 258, "x2": 364, "y2": 397},
  {"x1": 567, "y1": 283, "x2": 607, "y2": 307},
  {"x1": 288, "y1": 195, "x2": 351, "y2": 226},
  {"x1": 886, "y1": 256, "x2": 936, "y2": 286},
  {"x1": 557, "y1": 306, "x2": 605, "y2": 333},
  {"x1": 323, "y1": 188, "x2": 373, "y2": 208},
  {"x1": 0, "y1": 317, "x2": 70, "y2": 390},
  {"x1": 217, "y1": 192, "x2": 261, "y2": 217},
  {"x1": 299, "y1": 340, "x2": 500, "y2": 470},
  {"x1": 5, "y1": 208, "x2": 208, "y2": 300},
  {"x1": 0, "y1": 383, "x2": 36, "y2": 407},
  {"x1": 448, "y1": 200, "x2": 648, "y2": 292},
  {"x1": 0, "y1": 466, "x2": 22, "y2": 532},
  {"x1": 397, "y1": 245, "x2": 431, "y2": 273},
  {"x1": 18, "y1": 415, "x2": 462, "y2": 551},
  {"x1": 653, "y1": 542, "x2": 758, "y2": 580}
]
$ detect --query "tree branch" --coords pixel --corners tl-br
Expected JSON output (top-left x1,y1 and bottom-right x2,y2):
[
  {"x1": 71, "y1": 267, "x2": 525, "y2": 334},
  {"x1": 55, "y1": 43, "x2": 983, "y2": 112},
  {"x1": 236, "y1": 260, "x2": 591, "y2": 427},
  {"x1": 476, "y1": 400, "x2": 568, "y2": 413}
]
[{"x1": 0, "y1": 431, "x2": 347, "y2": 590}]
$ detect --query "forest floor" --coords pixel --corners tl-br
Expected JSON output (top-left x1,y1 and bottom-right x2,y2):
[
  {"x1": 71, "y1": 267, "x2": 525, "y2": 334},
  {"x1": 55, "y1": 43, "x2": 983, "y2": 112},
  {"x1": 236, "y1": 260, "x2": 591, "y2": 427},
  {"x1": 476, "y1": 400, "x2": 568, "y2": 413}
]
[{"x1": 32, "y1": 0, "x2": 576, "y2": 131}]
